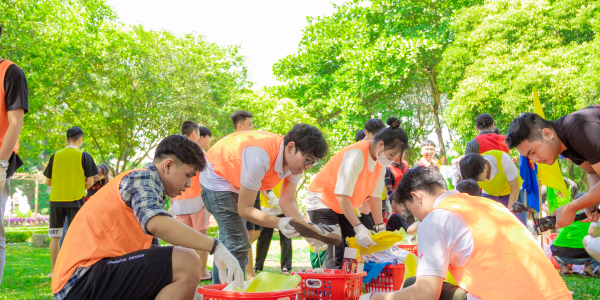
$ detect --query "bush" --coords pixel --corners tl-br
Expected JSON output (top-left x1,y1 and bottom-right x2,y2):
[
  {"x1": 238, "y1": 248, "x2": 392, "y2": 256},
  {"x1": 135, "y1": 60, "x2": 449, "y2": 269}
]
[{"x1": 6, "y1": 231, "x2": 30, "y2": 243}]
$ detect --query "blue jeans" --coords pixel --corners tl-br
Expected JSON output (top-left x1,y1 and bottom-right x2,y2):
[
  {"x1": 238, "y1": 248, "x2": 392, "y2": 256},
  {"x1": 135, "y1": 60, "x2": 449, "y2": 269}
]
[
  {"x1": 554, "y1": 256, "x2": 600, "y2": 268},
  {"x1": 482, "y1": 190, "x2": 527, "y2": 226},
  {"x1": 201, "y1": 185, "x2": 249, "y2": 284}
]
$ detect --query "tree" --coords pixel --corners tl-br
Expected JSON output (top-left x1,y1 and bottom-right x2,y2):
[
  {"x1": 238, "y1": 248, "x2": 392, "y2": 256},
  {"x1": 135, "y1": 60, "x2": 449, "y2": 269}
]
[
  {"x1": 273, "y1": 0, "x2": 482, "y2": 159},
  {"x1": 439, "y1": 0, "x2": 600, "y2": 152},
  {"x1": 1, "y1": 0, "x2": 251, "y2": 174}
]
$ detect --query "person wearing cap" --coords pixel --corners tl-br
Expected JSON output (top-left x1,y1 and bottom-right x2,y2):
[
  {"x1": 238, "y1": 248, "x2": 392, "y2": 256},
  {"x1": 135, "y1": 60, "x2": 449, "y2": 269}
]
[
  {"x1": 200, "y1": 123, "x2": 339, "y2": 284},
  {"x1": 465, "y1": 113, "x2": 509, "y2": 155},
  {"x1": 0, "y1": 24, "x2": 29, "y2": 284},
  {"x1": 360, "y1": 167, "x2": 571, "y2": 300},
  {"x1": 44, "y1": 126, "x2": 98, "y2": 277},
  {"x1": 306, "y1": 117, "x2": 408, "y2": 269}
]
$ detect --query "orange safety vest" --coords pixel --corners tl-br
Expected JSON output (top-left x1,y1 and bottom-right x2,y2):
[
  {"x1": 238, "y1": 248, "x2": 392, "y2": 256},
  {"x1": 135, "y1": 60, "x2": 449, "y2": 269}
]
[
  {"x1": 0, "y1": 60, "x2": 20, "y2": 154},
  {"x1": 172, "y1": 171, "x2": 204, "y2": 215},
  {"x1": 434, "y1": 193, "x2": 572, "y2": 300},
  {"x1": 52, "y1": 169, "x2": 154, "y2": 293},
  {"x1": 309, "y1": 141, "x2": 383, "y2": 214},
  {"x1": 206, "y1": 131, "x2": 285, "y2": 191}
]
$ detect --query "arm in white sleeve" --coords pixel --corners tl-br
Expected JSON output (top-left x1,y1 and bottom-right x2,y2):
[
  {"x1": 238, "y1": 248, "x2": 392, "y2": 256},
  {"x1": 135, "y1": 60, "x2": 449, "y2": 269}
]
[
  {"x1": 501, "y1": 152, "x2": 519, "y2": 182},
  {"x1": 240, "y1": 146, "x2": 271, "y2": 191},
  {"x1": 334, "y1": 149, "x2": 365, "y2": 197}
]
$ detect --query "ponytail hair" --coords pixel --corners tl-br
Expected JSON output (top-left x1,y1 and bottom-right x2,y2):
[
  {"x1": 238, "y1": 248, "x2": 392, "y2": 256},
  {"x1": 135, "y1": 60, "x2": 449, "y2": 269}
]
[{"x1": 373, "y1": 117, "x2": 408, "y2": 152}]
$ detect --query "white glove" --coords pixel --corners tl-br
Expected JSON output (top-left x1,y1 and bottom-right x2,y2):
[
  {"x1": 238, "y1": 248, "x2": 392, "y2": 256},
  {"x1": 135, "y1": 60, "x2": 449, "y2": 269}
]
[
  {"x1": 267, "y1": 190, "x2": 279, "y2": 207},
  {"x1": 354, "y1": 224, "x2": 377, "y2": 248},
  {"x1": 213, "y1": 242, "x2": 244, "y2": 288},
  {"x1": 306, "y1": 237, "x2": 328, "y2": 253},
  {"x1": 0, "y1": 168, "x2": 6, "y2": 191},
  {"x1": 278, "y1": 217, "x2": 301, "y2": 238},
  {"x1": 359, "y1": 292, "x2": 373, "y2": 300},
  {"x1": 384, "y1": 200, "x2": 392, "y2": 219}
]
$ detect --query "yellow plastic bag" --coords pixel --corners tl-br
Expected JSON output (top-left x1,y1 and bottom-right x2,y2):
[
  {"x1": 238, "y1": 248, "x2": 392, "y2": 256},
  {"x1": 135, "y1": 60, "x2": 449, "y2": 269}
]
[
  {"x1": 347, "y1": 231, "x2": 404, "y2": 255},
  {"x1": 245, "y1": 272, "x2": 302, "y2": 292},
  {"x1": 402, "y1": 252, "x2": 456, "y2": 285}
]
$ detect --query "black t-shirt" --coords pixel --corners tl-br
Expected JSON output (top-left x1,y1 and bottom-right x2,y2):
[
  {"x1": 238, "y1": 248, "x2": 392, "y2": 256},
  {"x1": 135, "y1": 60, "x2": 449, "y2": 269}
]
[
  {"x1": 386, "y1": 213, "x2": 409, "y2": 232},
  {"x1": 552, "y1": 105, "x2": 600, "y2": 166},
  {"x1": 2, "y1": 61, "x2": 30, "y2": 177},
  {"x1": 43, "y1": 149, "x2": 98, "y2": 208}
]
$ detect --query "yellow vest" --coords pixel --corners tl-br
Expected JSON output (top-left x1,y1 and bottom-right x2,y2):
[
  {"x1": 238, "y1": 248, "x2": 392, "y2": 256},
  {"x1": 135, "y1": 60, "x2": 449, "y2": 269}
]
[
  {"x1": 478, "y1": 150, "x2": 523, "y2": 196},
  {"x1": 50, "y1": 148, "x2": 86, "y2": 202},
  {"x1": 260, "y1": 181, "x2": 283, "y2": 208}
]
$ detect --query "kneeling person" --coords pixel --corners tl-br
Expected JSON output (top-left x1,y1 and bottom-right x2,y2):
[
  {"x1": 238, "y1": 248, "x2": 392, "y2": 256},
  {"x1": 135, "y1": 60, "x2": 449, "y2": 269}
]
[
  {"x1": 52, "y1": 135, "x2": 243, "y2": 300},
  {"x1": 361, "y1": 167, "x2": 571, "y2": 300}
]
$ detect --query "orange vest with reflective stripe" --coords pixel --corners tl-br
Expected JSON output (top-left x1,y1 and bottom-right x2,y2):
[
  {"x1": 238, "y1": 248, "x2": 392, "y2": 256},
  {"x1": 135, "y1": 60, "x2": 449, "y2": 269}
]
[
  {"x1": 206, "y1": 131, "x2": 285, "y2": 191},
  {"x1": 172, "y1": 171, "x2": 204, "y2": 215},
  {"x1": 52, "y1": 169, "x2": 154, "y2": 293},
  {"x1": 434, "y1": 193, "x2": 572, "y2": 300},
  {"x1": 0, "y1": 60, "x2": 20, "y2": 154},
  {"x1": 309, "y1": 141, "x2": 383, "y2": 214}
]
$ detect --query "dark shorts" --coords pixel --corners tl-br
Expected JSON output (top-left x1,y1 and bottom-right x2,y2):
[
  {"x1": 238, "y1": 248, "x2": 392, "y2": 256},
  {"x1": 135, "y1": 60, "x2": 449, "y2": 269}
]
[
  {"x1": 64, "y1": 247, "x2": 174, "y2": 300},
  {"x1": 49, "y1": 207, "x2": 80, "y2": 237},
  {"x1": 245, "y1": 193, "x2": 262, "y2": 231}
]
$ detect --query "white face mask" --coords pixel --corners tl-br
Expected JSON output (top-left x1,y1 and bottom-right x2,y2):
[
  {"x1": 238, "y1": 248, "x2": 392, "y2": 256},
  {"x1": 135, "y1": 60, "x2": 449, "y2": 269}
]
[{"x1": 376, "y1": 145, "x2": 393, "y2": 167}]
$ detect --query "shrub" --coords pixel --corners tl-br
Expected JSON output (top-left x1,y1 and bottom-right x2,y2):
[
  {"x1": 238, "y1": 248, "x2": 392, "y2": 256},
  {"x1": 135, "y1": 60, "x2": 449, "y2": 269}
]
[{"x1": 6, "y1": 231, "x2": 30, "y2": 243}]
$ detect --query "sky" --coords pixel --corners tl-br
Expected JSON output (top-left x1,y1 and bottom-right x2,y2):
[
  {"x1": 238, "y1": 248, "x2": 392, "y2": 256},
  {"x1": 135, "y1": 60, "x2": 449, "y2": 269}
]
[{"x1": 106, "y1": 0, "x2": 348, "y2": 89}]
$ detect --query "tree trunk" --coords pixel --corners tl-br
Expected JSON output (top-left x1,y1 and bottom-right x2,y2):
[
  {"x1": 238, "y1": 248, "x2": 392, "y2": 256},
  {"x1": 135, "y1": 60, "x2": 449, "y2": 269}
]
[{"x1": 430, "y1": 81, "x2": 446, "y2": 163}]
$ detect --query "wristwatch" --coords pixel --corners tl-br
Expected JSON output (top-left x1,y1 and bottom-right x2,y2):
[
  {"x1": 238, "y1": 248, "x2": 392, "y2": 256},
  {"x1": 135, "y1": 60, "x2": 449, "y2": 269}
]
[
  {"x1": 0, "y1": 160, "x2": 9, "y2": 168},
  {"x1": 374, "y1": 223, "x2": 386, "y2": 233}
]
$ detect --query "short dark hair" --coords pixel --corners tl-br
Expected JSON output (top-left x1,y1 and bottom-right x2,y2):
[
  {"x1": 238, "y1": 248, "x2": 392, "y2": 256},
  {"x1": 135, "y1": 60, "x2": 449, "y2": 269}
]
[
  {"x1": 199, "y1": 126, "x2": 212, "y2": 137},
  {"x1": 421, "y1": 139, "x2": 436, "y2": 148},
  {"x1": 476, "y1": 113, "x2": 494, "y2": 129},
  {"x1": 394, "y1": 167, "x2": 447, "y2": 205},
  {"x1": 373, "y1": 117, "x2": 409, "y2": 153},
  {"x1": 354, "y1": 129, "x2": 365, "y2": 142},
  {"x1": 365, "y1": 118, "x2": 385, "y2": 135},
  {"x1": 505, "y1": 113, "x2": 553, "y2": 149},
  {"x1": 66, "y1": 126, "x2": 84, "y2": 142},
  {"x1": 181, "y1": 121, "x2": 199, "y2": 137},
  {"x1": 493, "y1": 127, "x2": 500, "y2": 135},
  {"x1": 284, "y1": 123, "x2": 328, "y2": 159},
  {"x1": 456, "y1": 179, "x2": 482, "y2": 196},
  {"x1": 154, "y1": 135, "x2": 206, "y2": 172},
  {"x1": 459, "y1": 153, "x2": 486, "y2": 181},
  {"x1": 230, "y1": 110, "x2": 253, "y2": 128}
]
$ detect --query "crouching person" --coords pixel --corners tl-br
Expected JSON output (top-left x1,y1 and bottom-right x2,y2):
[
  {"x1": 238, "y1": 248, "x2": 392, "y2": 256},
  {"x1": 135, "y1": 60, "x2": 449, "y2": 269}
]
[
  {"x1": 52, "y1": 135, "x2": 243, "y2": 300},
  {"x1": 360, "y1": 167, "x2": 571, "y2": 300}
]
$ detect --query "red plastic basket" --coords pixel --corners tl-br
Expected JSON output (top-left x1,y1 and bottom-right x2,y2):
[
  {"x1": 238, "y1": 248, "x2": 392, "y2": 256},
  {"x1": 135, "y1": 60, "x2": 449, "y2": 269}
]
[
  {"x1": 364, "y1": 264, "x2": 406, "y2": 292},
  {"x1": 294, "y1": 270, "x2": 366, "y2": 300},
  {"x1": 396, "y1": 244, "x2": 418, "y2": 255},
  {"x1": 198, "y1": 284, "x2": 301, "y2": 300}
]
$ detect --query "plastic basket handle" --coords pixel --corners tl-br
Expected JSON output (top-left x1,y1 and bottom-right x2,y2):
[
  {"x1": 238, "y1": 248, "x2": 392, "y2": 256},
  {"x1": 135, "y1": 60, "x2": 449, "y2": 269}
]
[{"x1": 306, "y1": 279, "x2": 323, "y2": 289}]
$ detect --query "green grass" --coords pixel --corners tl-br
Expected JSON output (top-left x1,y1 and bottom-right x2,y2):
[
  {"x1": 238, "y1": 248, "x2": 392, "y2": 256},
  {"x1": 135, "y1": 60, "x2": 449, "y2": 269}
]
[{"x1": 3, "y1": 227, "x2": 600, "y2": 299}]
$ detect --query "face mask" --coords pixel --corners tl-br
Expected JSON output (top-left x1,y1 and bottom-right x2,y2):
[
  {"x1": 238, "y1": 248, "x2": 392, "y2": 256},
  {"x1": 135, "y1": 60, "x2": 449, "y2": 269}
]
[{"x1": 376, "y1": 145, "x2": 393, "y2": 167}]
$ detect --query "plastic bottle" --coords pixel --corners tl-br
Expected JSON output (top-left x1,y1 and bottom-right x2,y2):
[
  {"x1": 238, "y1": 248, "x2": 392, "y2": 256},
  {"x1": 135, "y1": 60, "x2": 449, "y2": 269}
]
[{"x1": 342, "y1": 247, "x2": 358, "y2": 274}]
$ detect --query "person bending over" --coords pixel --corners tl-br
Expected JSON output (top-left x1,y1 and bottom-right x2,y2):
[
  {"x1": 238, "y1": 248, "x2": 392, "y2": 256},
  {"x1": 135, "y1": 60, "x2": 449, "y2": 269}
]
[{"x1": 360, "y1": 167, "x2": 571, "y2": 300}]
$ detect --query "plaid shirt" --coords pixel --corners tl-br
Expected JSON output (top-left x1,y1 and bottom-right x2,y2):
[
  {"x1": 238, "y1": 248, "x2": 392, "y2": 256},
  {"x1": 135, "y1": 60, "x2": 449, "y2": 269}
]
[{"x1": 55, "y1": 163, "x2": 170, "y2": 300}]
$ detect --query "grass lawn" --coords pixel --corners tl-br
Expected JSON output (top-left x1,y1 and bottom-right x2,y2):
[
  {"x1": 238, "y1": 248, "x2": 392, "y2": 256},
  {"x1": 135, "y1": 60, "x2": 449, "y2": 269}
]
[{"x1": 2, "y1": 227, "x2": 600, "y2": 299}]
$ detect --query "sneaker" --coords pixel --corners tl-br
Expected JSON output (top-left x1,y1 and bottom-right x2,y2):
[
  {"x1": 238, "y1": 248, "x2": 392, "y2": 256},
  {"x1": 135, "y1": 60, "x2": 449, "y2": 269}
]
[{"x1": 288, "y1": 219, "x2": 342, "y2": 245}]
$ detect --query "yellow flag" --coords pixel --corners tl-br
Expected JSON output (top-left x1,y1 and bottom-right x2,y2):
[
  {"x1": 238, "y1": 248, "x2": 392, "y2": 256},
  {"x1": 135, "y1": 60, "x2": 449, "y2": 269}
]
[{"x1": 533, "y1": 87, "x2": 568, "y2": 197}]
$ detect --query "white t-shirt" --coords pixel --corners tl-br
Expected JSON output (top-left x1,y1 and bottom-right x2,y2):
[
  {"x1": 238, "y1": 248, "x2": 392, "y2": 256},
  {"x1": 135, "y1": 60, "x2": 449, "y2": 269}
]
[
  {"x1": 416, "y1": 190, "x2": 482, "y2": 300},
  {"x1": 306, "y1": 149, "x2": 386, "y2": 211},
  {"x1": 481, "y1": 153, "x2": 518, "y2": 195},
  {"x1": 200, "y1": 141, "x2": 301, "y2": 193}
]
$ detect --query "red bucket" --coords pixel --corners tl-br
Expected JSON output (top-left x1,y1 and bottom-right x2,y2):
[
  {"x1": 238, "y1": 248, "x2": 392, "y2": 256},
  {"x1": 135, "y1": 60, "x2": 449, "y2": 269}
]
[
  {"x1": 198, "y1": 284, "x2": 301, "y2": 300},
  {"x1": 294, "y1": 270, "x2": 365, "y2": 300},
  {"x1": 364, "y1": 264, "x2": 406, "y2": 292},
  {"x1": 396, "y1": 244, "x2": 418, "y2": 255}
]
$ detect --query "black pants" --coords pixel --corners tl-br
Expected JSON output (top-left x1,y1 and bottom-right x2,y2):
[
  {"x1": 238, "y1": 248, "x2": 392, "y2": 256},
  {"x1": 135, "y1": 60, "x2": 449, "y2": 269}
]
[
  {"x1": 359, "y1": 212, "x2": 375, "y2": 231},
  {"x1": 402, "y1": 277, "x2": 468, "y2": 300},
  {"x1": 308, "y1": 209, "x2": 355, "y2": 269},
  {"x1": 254, "y1": 214, "x2": 292, "y2": 271}
]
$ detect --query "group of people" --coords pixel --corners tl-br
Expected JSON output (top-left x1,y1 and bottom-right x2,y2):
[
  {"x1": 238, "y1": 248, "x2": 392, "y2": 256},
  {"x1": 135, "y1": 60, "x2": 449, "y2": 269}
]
[{"x1": 3, "y1": 22, "x2": 600, "y2": 300}]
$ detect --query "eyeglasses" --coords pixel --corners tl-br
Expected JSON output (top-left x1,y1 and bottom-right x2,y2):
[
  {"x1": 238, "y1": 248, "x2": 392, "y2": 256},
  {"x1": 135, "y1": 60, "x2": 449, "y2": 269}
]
[{"x1": 296, "y1": 147, "x2": 320, "y2": 166}]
